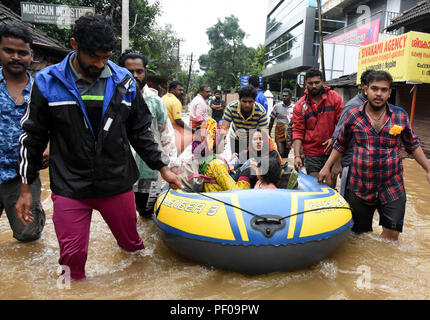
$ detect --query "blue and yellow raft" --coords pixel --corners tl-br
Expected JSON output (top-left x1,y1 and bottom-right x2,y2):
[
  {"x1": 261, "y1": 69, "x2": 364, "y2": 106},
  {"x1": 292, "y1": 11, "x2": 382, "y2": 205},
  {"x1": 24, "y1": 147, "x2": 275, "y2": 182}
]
[{"x1": 153, "y1": 173, "x2": 353, "y2": 274}]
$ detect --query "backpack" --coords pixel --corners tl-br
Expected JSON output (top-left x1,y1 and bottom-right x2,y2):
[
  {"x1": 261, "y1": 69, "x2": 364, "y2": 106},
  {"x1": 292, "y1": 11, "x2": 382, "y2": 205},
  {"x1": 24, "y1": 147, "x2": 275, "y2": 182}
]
[
  {"x1": 173, "y1": 156, "x2": 217, "y2": 192},
  {"x1": 276, "y1": 163, "x2": 299, "y2": 189},
  {"x1": 174, "y1": 117, "x2": 224, "y2": 192}
]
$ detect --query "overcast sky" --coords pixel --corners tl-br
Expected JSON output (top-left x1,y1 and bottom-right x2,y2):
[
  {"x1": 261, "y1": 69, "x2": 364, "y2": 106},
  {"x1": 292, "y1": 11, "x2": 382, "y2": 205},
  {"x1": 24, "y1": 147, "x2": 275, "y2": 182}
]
[{"x1": 154, "y1": 0, "x2": 269, "y2": 70}]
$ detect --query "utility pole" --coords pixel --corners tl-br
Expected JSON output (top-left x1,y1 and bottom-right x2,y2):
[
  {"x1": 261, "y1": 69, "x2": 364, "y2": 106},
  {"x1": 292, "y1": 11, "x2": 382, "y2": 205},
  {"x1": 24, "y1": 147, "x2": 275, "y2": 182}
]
[
  {"x1": 317, "y1": 0, "x2": 326, "y2": 81},
  {"x1": 121, "y1": 0, "x2": 129, "y2": 52},
  {"x1": 176, "y1": 40, "x2": 180, "y2": 80},
  {"x1": 186, "y1": 53, "x2": 193, "y2": 94}
]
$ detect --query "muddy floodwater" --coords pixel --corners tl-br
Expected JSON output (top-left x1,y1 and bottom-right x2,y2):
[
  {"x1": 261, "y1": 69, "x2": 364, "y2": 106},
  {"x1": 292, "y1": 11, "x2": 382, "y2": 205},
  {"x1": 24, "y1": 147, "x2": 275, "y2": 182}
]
[{"x1": 1, "y1": 158, "x2": 429, "y2": 300}]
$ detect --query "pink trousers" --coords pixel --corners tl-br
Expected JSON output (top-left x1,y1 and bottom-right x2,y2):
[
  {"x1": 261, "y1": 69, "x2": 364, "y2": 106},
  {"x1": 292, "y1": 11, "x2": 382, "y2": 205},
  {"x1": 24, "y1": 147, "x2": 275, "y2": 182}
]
[{"x1": 51, "y1": 190, "x2": 144, "y2": 280}]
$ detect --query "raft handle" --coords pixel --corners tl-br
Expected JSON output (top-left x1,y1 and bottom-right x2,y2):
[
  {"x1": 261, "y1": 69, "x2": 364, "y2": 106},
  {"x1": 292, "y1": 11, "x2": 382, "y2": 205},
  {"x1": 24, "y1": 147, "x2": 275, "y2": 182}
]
[
  {"x1": 251, "y1": 215, "x2": 286, "y2": 238},
  {"x1": 254, "y1": 217, "x2": 282, "y2": 225}
]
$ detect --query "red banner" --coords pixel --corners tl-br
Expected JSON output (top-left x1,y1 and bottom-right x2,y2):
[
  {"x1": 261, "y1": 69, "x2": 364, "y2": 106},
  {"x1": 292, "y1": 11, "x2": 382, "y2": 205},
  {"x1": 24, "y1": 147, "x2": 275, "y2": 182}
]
[{"x1": 325, "y1": 19, "x2": 380, "y2": 46}]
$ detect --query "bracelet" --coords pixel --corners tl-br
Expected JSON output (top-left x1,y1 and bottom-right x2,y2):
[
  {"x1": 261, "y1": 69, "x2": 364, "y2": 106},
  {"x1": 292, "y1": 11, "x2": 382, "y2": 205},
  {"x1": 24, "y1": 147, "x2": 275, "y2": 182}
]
[{"x1": 295, "y1": 155, "x2": 301, "y2": 159}]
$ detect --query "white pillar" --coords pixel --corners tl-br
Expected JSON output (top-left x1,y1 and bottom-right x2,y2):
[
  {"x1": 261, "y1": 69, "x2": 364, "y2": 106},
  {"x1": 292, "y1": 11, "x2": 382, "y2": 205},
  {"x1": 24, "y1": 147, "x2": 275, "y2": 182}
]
[{"x1": 121, "y1": 0, "x2": 129, "y2": 52}]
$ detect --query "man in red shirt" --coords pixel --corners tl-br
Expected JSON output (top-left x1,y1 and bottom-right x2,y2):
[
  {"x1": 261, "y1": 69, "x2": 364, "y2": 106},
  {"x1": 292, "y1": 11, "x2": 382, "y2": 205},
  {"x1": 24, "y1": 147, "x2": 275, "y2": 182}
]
[{"x1": 292, "y1": 69, "x2": 343, "y2": 188}]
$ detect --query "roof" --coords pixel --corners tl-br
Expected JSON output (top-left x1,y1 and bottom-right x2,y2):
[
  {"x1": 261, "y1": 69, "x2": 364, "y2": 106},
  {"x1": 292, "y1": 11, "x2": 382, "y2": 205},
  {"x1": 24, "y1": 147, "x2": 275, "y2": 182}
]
[
  {"x1": 386, "y1": 0, "x2": 430, "y2": 31},
  {"x1": 0, "y1": 3, "x2": 69, "y2": 55},
  {"x1": 325, "y1": 73, "x2": 358, "y2": 87}
]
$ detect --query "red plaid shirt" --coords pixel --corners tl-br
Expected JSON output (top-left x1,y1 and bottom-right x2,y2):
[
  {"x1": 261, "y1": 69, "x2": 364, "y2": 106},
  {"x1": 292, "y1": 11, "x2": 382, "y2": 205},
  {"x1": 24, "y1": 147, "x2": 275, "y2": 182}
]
[{"x1": 333, "y1": 102, "x2": 420, "y2": 204}]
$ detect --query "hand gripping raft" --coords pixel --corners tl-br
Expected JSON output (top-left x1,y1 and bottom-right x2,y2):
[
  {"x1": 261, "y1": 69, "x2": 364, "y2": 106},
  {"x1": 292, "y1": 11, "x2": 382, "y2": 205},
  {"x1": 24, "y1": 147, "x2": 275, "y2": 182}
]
[{"x1": 153, "y1": 173, "x2": 353, "y2": 274}]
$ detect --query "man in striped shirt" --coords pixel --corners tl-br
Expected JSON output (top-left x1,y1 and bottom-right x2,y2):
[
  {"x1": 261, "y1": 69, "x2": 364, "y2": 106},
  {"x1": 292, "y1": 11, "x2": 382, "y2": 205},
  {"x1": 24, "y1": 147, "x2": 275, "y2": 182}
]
[
  {"x1": 319, "y1": 71, "x2": 430, "y2": 240},
  {"x1": 221, "y1": 86, "x2": 269, "y2": 155}
]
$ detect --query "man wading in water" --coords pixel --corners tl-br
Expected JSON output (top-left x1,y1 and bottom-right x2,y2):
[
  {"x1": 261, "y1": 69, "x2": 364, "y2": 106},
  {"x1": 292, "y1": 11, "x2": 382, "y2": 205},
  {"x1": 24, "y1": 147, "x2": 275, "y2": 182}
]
[
  {"x1": 319, "y1": 70, "x2": 430, "y2": 240},
  {"x1": 15, "y1": 14, "x2": 182, "y2": 280},
  {"x1": 0, "y1": 23, "x2": 46, "y2": 242}
]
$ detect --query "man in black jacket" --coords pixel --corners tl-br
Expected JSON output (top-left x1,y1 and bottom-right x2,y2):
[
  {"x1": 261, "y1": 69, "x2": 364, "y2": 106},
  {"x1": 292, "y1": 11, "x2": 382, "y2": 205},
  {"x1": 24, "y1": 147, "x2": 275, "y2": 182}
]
[{"x1": 15, "y1": 14, "x2": 182, "y2": 280}]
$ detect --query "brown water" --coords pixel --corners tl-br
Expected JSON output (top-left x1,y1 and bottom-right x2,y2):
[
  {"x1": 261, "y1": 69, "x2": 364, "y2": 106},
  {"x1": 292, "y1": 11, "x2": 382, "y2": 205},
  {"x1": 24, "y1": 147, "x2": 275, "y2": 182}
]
[{"x1": 1, "y1": 158, "x2": 429, "y2": 300}]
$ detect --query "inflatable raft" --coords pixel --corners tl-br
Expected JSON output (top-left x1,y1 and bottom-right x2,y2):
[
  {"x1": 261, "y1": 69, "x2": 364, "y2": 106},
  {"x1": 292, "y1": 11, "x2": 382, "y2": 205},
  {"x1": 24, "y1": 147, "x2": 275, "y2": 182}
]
[{"x1": 153, "y1": 173, "x2": 353, "y2": 274}]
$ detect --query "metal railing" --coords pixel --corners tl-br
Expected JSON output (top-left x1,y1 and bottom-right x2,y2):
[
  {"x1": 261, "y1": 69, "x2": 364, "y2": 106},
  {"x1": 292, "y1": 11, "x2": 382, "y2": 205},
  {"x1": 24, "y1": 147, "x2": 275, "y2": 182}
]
[
  {"x1": 383, "y1": 11, "x2": 402, "y2": 34},
  {"x1": 322, "y1": 10, "x2": 402, "y2": 42}
]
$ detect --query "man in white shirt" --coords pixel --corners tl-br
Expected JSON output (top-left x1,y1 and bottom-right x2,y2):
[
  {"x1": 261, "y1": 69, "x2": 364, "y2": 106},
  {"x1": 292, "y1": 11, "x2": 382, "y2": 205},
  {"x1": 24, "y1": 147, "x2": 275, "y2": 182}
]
[
  {"x1": 269, "y1": 88, "x2": 294, "y2": 158},
  {"x1": 189, "y1": 84, "x2": 211, "y2": 129}
]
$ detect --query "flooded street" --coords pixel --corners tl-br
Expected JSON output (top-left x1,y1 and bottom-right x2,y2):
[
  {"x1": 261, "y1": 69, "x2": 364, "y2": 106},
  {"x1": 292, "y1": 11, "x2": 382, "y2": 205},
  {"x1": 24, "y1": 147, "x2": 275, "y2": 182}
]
[{"x1": 1, "y1": 158, "x2": 429, "y2": 300}]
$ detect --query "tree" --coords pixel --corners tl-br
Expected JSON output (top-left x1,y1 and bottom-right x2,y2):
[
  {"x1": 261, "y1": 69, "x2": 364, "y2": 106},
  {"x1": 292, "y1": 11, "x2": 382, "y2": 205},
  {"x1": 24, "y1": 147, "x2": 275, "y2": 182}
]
[
  {"x1": 249, "y1": 44, "x2": 266, "y2": 75},
  {"x1": 199, "y1": 15, "x2": 255, "y2": 91},
  {"x1": 138, "y1": 24, "x2": 181, "y2": 79},
  {"x1": 4, "y1": 0, "x2": 184, "y2": 78},
  {"x1": 199, "y1": 15, "x2": 266, "y2": 92}
]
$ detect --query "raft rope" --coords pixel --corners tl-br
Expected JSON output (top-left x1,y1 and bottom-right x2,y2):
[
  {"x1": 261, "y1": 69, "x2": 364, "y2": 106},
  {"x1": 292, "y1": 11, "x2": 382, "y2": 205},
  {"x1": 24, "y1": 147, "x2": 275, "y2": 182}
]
[
  {"x1": 193, "y1": 191, "x2": 352, "y2": 224},
  {"x1": 154, "y1": 187, "x2": 171, "y2": 217},
  {"x1": 154, "y1": 187, "x2": 352, "y2": 225}
]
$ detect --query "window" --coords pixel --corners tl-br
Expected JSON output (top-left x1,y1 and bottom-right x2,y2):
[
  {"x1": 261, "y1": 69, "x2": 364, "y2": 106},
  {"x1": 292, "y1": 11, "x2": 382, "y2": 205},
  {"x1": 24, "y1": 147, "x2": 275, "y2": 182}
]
[
  {"x1": 265, "y1": 22, "x2": 304, "y2": 69},
  {"x1": 313, "y1": 13, "x2": 345, "y2": 56},
  {"x1": 266, "y1": 0, "x2": 305, "y2": 38}
]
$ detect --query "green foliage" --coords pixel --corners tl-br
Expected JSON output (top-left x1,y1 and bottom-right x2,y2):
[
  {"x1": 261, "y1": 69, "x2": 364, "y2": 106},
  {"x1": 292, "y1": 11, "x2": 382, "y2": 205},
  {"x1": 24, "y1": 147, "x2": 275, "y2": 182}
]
[
  {"x1": 176, "y1": 68, "x2": 203, "y2": 96},
  {"x1": 198, "y1": 15, "x2": 265, "y2": 92},
  {"x1": 5, "y1": 1, "x2": 265, "y2": 87},
  {"x1": 249, "y1": 44, "x2": 266, "y2": 75},
  {"x1": 136, "y1": 24, "x2": 180, "y2": 79}
]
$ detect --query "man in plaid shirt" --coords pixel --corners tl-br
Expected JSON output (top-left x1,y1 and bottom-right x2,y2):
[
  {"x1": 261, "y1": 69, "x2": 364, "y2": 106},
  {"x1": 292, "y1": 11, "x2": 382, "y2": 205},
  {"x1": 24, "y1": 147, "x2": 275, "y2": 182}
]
[{"x1": 319, "y1": 71, "x2": 430, "y2": 240}]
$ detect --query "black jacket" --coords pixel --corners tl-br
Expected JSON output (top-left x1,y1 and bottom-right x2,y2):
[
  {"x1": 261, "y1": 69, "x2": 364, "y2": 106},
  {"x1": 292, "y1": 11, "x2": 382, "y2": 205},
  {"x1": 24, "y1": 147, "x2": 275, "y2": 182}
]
[{"x1": 18, "y1": 52, "x2": 168, "y2": 199}]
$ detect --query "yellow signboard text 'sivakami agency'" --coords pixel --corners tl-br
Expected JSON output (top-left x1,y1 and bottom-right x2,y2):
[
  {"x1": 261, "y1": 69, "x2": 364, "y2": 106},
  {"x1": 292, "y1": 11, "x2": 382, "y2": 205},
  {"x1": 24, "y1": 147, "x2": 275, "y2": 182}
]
[{"x1": 357, "y1": 31, "x2": 430, "y2": 84}]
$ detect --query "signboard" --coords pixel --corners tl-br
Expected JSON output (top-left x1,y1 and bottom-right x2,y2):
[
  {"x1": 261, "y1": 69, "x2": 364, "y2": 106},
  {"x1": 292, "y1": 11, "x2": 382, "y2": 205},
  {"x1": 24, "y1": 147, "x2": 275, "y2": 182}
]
[
  {"x1": 240, "y1": 75, "x2": 263, "y2": 87},
  {"x1": 322, "y1": 42, "x2": 360, "y2": 81},
  {"x1": 357, "y1": 31, "x2": 430, "y2": 84},
  {"x1": 325, "y1": 19, "x2": 380, "y2": 46},
  {"x1": 20, "y1": 2, "x2": 94, "y2": 28}
]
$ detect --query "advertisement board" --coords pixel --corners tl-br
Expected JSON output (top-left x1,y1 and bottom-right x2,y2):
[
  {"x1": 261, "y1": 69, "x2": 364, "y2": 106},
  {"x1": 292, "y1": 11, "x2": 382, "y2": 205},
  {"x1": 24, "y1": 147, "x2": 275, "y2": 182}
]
[
  {"x1": 325, "y1": 19, "x2": 380, "y2": 46},
  {"x1": 20, "y1": 2, "x2": 94, "y2": 28},
  {"x1": 240, "y1": 75, "x2": 263, "y2": 87},
  {"x1": 357, "y1": 31, "x2": 430, "y2": 84}
]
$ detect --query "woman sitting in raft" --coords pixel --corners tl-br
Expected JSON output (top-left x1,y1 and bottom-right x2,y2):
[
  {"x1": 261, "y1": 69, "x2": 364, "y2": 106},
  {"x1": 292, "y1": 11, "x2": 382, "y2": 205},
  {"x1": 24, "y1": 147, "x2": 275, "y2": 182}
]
[
  {"x1": 192, "y1": 118, "x2": 251, "y2": 192},
  {"x1": 232, "y1": 128, "x2": 283, "y2": 187},
  {"x1": 231, "y1": 128, "x2": 283, "y2": 172}
]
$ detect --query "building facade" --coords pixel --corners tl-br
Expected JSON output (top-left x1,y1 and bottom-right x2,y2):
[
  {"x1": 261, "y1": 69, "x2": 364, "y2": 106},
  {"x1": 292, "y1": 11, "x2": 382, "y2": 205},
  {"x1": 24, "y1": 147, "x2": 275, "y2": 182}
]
[
  {"x1": 321, "y1": 0, "x2": 419, "y2": 80},
  {"x1": 263, "y1": 0, "x2": 419, "y2": 92},
  {"x1": 263, "y1": 0, "x2": 345, "y2": 92}
]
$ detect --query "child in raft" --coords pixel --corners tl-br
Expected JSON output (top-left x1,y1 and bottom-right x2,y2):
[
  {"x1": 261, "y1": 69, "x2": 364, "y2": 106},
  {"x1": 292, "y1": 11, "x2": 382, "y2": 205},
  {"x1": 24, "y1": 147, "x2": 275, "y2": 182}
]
[{"x1": 253, "y1": 156, "x2": 281, "y2": 189}]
